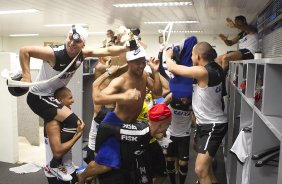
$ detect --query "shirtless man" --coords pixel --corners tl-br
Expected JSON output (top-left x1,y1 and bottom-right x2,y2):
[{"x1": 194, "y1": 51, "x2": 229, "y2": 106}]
[{"x1": 84, "y1": 46, "x2": 162, "y2": 184}]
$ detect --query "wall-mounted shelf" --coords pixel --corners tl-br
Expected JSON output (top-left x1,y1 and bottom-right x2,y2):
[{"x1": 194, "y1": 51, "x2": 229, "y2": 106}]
[{"x1": 226, "y1": 58, "x2": 282, "y2": 184}]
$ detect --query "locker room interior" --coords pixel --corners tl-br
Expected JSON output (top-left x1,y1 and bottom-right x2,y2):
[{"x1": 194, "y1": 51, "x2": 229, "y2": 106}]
[{"x1": 0, "y1": 0, "x2": 282, "y2": 184}]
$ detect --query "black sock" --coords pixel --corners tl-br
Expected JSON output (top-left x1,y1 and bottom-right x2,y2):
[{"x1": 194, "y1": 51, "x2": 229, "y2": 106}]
[
  {"x1": 50, "y1": 157, "x2": 62, "y2": 168},
  {"x1": 179, "y1": 164, "x2": 188, "y2": 184},
  {"x1": 166, "y1": 160, "x2": 176, "y2": 184}
]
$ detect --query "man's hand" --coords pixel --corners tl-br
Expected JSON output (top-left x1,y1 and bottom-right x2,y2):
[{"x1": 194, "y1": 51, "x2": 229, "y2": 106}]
[
  {"x1": 122, "y1": 88, "x2": 141, "y2": 102},
  {"x1": 108, "y1": 65, "x2": 120, "y2": 75},
  {"x1": 21, "y1": 75, "x2": 32, "y2": 83},
  {"x1": 165, "y1": 48, "x2": 175, "y2": 70},
  {"x1": 226, "y1": 17, "x2": 235, "y2": 28},
  {"x1": 76, "y1": 119, "x2": 85, "y2": 135},
  {"x1": 219, "y1": 34, "x2": 227, "y2": 41},
  {"x1": 148, "y1": 57, "x2": 160, "y2": 73},
  {"x1": 159, "y1": 43, "x2": 166, "y2": 52}
]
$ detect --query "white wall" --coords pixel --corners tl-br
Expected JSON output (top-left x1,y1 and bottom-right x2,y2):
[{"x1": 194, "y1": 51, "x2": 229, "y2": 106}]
[{"x1": 0, "y1": 53, "x2": 19, "y2": 163}]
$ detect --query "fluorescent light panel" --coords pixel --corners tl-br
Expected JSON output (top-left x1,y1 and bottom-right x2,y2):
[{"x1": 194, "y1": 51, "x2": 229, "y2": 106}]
[
  {"x1": 158, "y1": 30, "x2": 202, "y2": 33},
  {"x1": 113, "y1": 1, "x2": 192, "y2": 8},
  {"x1": 144, "y1": 20, "x2": 198, "y2": 24},
  {"x1": 9, "y1": 34, "x2": 39, "y2": 37},
  {"x1": 0, "y1": 9, "x2": 39, "y2": 15},
  {"x1": 44, "y1": 24, "x2": 88, "y2": 27}
]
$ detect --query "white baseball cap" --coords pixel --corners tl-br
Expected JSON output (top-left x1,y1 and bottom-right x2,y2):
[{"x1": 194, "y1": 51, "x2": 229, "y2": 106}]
[
  {"x1": 69, "y1": 24, "x2": 88, "y2": 43},
  {"x1": 126, "y1": 46, "x2": 146, "y2": 61}
]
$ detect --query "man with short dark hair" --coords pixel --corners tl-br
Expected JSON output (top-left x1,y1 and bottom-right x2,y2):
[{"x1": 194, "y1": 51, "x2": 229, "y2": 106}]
[
  {"x1": 90, "y1": 46, "x2": 162, "y2": 184},
  {"x1": 166, "y1": 42, "x2": 228, "y2": 184},
  {"x1": 217, "y1": 15, "x2": 258, "y2": 71},
  {"x1": 18, "y1": 24, "x2": 131, "y2": 183}
]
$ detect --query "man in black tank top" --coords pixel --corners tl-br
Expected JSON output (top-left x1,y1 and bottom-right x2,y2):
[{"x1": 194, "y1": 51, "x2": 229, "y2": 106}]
[
  {"x1": 166, "y1": 42, "x2": 228, "y2": 184},
  {"x1": 17, "y1": 24, "x2": 133, "y2": 183}
]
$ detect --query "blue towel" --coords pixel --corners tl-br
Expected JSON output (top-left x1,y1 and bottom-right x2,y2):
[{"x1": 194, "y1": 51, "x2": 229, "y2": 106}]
[
  {"x1": 95, "y1": 112, "x2": 123, "y2": 169},
  {"x1": 169, "y1": 36, "x2": 197, "y2": 98}
]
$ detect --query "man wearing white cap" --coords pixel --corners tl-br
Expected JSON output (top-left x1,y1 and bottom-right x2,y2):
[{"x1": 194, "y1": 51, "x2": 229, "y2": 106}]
[
  {"x1": 80, "y1": 46, "x2": 162, "y2": 183},
  {"x1": 18, "y1": 24, "x2": 133, "y2": 183}
]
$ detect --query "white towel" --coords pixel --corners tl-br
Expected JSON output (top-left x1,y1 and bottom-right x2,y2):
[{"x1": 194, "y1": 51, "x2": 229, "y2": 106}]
[{"x1": 9, "y1": 163, "x2": 42, "y2": 174}]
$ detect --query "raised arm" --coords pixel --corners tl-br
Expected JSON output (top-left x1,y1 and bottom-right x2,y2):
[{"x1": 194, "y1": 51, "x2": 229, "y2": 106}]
[
  {"x1": 166, "y1": 48, "x2": 207, "y2": 81},
  {"x1": 19, "y1": 46, "x2": 55, "y2": 82},
  {"x1": 94, "y1": 73, "x2": 141, "y2": 105},
  {"x1": 218, "y1": 34, "x2": 240, "y2": 46},
  {"x1": 92, "y1": 66, "x2": 119, "y2": 104},
  {"x1": 146, "y1": 57, "x2": 162, "y2": 96},
  {"x1": 83, "y1": 45, "x2": 129, "y2": 58}
]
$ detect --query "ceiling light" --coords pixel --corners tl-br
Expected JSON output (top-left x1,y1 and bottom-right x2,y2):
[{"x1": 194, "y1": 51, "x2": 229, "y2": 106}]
[
  {"x1": 44, "y1": 24, "x2": 88, "y2": 27},
  {"x1": 158, "y1": 30, "x2": 202, "y2": 33},
  {"x1": 113, "y1": 2, "x2": 192, "y2": 8},
  {"x1": 9, "y1": 34, "x2": 39, "y2": 37},
  {"x1": 144, "y1": 21, "x2": 198, "y2": 24},
  {"x1": 0, "y1": 9, "x2": 39, "y2": 15}
]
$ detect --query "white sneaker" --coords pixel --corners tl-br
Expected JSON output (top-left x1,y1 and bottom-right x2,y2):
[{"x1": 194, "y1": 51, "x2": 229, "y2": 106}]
[{"x1": 48, "y1": 165, "x2": 73, "y2": 181}]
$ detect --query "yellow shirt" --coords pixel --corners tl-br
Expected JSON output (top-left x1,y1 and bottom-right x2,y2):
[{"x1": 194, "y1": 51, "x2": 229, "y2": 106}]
[
  {"x1": 137, "y1": 102, "x2": 149, "y2": 121},
  {"x1": 137, "y1": 101, "x2": 157, "y2": 144}
]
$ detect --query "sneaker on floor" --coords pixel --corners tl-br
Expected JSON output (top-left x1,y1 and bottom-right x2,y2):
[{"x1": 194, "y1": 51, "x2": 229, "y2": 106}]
[{"x1": 48, "y1": 165, "x2": 73, "y2": 181}]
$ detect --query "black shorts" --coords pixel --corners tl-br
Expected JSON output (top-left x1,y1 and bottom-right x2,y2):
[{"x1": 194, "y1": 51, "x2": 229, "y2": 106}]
[
  {"x1": 166, "y1": 136, "x2": 190, "y2": 161},
  {"x1": 147, "y1": 140, "x2": 167, "y2": 177},
  {"x1": 194, "y1": 123, "x2": 228, "y2": 157},
  {"x1": 227, "y1": 49, "x2": 254, "y2": 60},
  {"x1": 27, "y1": 92, "x2": 63, "y2": 122},
  {"x1": 98, "y1": 170, "x2": 126, "y2": 184},
  {"x1": 238, "y1": 49, "x2": 254, "y2": 60}
]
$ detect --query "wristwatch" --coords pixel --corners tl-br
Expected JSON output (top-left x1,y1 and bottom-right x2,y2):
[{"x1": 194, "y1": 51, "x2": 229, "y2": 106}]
[{"x1": 106, "y1": 68, "x2": 112, "y2": 75}]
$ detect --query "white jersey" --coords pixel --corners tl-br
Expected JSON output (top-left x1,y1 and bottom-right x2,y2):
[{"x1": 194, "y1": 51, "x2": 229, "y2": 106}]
[
  {"x1": 30, "y1": 44, "x2": 84, "y2": 96},
  {"x1": 167, "y1": 97, "x2": 193, "y2": 137},
  {"x1": 230, "y1": 129, "x2": 252, "y2": 184},
  {"x1": 44, "y1": 137, "x2": 76, "y2": 177},
  {"x1": 238, "y1": 31, "x2": 258, "y2": 55},
  {"x1": 192, "y1": 62, "x2": 227, "y2": 125}
]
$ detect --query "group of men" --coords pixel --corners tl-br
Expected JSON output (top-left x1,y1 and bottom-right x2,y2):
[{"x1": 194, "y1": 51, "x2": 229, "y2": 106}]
[{"x1": 11, "y1": 14, "x2": 258, "y2": 184}]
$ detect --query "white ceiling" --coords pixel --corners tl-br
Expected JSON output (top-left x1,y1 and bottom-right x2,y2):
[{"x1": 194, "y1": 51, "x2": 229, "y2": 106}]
[{"x1": 0, "y1": 0, "x2": 271, "y2": 37}]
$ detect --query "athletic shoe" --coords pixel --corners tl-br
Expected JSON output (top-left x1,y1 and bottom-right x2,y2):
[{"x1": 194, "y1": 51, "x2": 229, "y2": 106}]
[{"x1": 49, "y1": 165, "x2": 73, "y2": 181}]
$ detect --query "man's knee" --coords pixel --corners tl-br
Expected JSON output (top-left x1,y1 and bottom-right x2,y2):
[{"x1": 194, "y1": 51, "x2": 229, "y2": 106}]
[
  {"x1": 195, "y1": 163, "x2": 209, "y2": 178},
  {"x1": 222, "y1": 54, "x2": 230, "y2": 62},
  {"x1": 195, "y1": 154, "x2": 211, "y2": 178},
  {"x1": 179, "y1": 160, "x2": 188, "y2": 166},
  {"x1": 179, "y1": 161, "x2": 188, "y2": 175}
]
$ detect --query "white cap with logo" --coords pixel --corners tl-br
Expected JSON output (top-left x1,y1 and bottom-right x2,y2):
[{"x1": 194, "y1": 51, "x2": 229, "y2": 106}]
[
  {"x1": 69, "y1": 24, "x2": 88, "y2": 43},
  {"x1": 126, "y1": 46, "x2": 146, "y2": 61}
]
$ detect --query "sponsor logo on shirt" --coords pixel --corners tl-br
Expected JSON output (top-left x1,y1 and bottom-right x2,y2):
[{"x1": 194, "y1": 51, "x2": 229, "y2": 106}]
[
  {"x1": 121, "y1": 135, "x2": 138, "y2": 141},
  {"x1": 123, "y1": 124, "x2": 137, "y2": 130}
]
